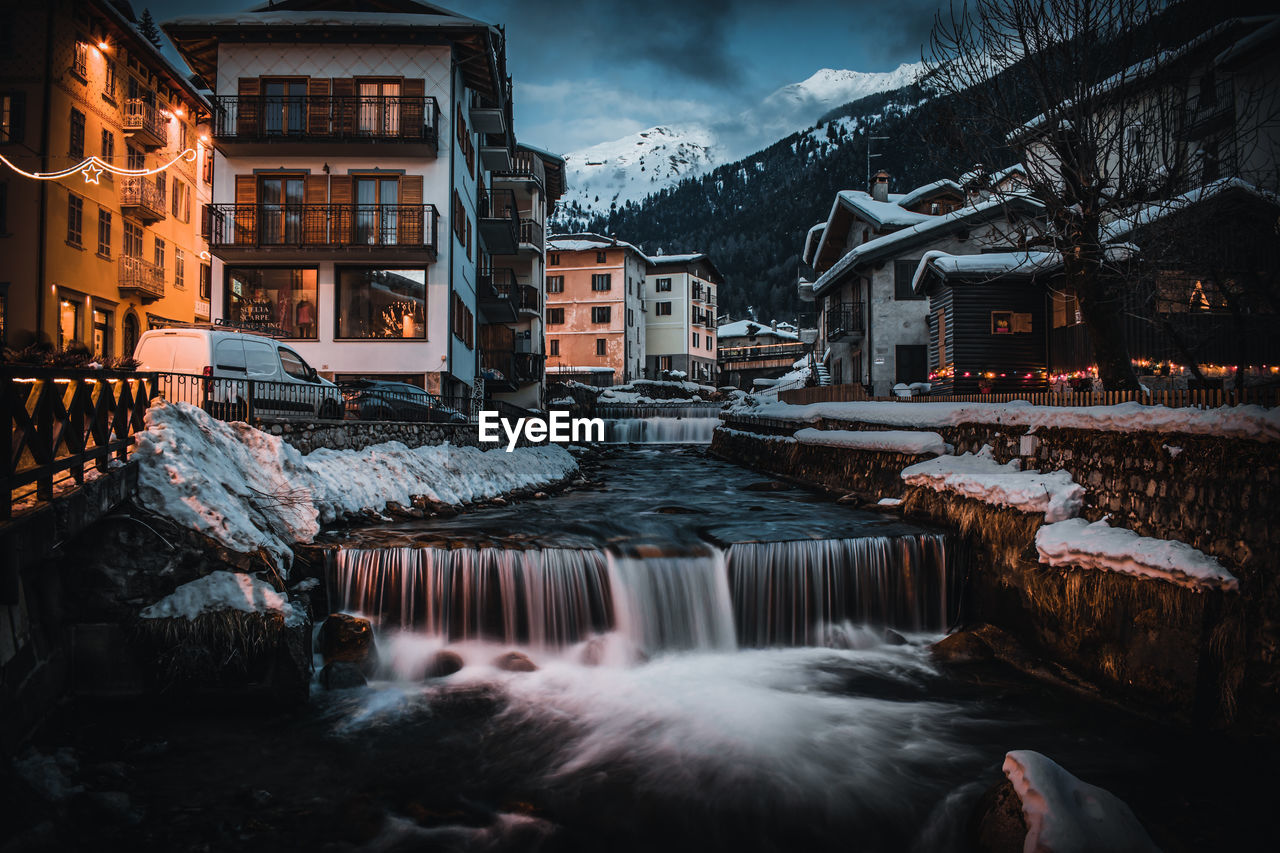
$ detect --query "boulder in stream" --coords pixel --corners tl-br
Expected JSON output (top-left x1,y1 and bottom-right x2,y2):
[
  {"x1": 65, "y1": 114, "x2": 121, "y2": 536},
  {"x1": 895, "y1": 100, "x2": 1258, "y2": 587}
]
[
  {"x1": 425, "y1": 650, "x2": 465, "y2": 679},
  {"x1": 318, "y1": 613, "x2": 377, "y2": 671},
  {"x1": 493, "y1": 651, "x2": 538, "y2": 673}
]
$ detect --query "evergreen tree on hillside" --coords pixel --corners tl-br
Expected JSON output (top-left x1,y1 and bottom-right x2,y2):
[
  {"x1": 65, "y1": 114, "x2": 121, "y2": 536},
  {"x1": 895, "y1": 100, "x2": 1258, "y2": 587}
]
[{"x1": 139, "y1": 9, "x2": 162, "y2": 49}]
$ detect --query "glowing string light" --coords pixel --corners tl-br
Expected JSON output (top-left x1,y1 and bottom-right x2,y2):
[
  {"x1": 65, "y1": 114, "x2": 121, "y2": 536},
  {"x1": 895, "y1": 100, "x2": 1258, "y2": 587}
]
[{"x1": 0, "y1": 148, "x2": 197, "y2": 185}]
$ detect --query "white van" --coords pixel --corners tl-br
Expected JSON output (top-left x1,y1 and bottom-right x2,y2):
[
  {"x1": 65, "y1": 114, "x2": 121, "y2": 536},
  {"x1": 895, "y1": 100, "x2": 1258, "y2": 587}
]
[{"x1": 134, "y1": 327, "x2": 344, "y2": 420}]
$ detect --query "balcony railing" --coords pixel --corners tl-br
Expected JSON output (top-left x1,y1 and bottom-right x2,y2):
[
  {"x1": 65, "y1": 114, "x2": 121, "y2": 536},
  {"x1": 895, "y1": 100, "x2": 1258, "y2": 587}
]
[
  {"x1": 119, "y1": 176, "x2": 166, "y2": 222},
  {"x1": 719, "y1": 342, "x2": 811, "y2": 364},
  {"x1": 493, "y1": 149, "x2": 546, "y2": 187},
  {"x1": 479, "y1": 266, "x2": 517, "y2": 297},
  {"x1": 118, "y1": 255, "x2": 165, "y2": 300},
  {"x1": 825, "y1": 302, "x2": 865, "y2": 341},
  {"x1": 211, "y1": 95, "x2": 440, "y2": 147},
  {"x1": 517, "y1": 283, "x2": 540, "y2": 313},
  {"x1": 478, "y1": 189, "x2": 519, "y2": 253},
  {"x1": 1182, "y1": 78, "x2": 1234, "y2": 140},
  {"x1": 519, "y1": 217, "x2": 544, "y2": 249},
  {"x1": 123, "y1": 98, "x2": 167, "y2": 147},
  {"x1": 207, "y1": 204, "x2": 439, "y2": 253}
]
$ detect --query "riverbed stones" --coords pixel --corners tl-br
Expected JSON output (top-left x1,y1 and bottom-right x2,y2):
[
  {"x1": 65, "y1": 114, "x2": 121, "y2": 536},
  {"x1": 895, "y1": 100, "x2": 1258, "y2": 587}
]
[
  {"x1": 318, "y1": 613, "x2": 377, "y2": 672},
  {"x1": 968, "y1": 779, "x2": 1028, "y2": 853},
  {"x1": 320, "y1": 661, "x2": 367, "y2": 690},
  {"x1": 425, "y1": 650, "x2": 464, "y2": 679},
  {"x1": 493, "y1": 651, "x2": 538, "y2": 672},
  {"x1": 743, "y1": 480, "x2": 790, "y2": 492}
]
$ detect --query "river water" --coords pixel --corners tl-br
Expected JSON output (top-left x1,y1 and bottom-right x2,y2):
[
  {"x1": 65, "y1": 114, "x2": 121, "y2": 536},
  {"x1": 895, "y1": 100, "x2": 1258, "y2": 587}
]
[{"x1": 299, "y1": 446, "x2": 1270, "y2": 852}]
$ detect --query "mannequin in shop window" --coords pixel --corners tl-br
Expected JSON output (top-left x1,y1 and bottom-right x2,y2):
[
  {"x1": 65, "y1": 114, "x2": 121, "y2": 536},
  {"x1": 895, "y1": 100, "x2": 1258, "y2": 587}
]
[{"x1": 295, "y1": 297, "x2": 316, "y2": 338}]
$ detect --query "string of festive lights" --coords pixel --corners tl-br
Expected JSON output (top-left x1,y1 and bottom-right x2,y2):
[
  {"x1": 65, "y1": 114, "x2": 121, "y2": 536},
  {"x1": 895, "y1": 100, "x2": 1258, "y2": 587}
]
[{"x1": 0, "y1": 148, "x2": 197, "y2": 185}]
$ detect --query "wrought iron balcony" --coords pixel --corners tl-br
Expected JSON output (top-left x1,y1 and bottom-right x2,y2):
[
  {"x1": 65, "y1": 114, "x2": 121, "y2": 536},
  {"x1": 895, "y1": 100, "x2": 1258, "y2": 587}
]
[
  {"x1": 119, "y1": 177, "x2": 166, "y2": 223},
  {"x1": 517, "y1": 283, "x2": 540, "y2": 314},
  {"x1": 123, "y1": 98, "x2": 167, "y2": 148},
  {"x1": 478, "y1": 266, "x2": 518, "y2": 323},
  {"x1": 825, "y1": 302, "x2": 865, "y2": 341},
  {"x1": 1181, "y1": 78, "x2": 1234, "y2": 140},
  {"x1": 718, "y1": 342, "x2": 811, "y2": 364},
  {"x1": 478, "y1": 189, "x2": 519, "y2": 254},
  {"x1": 207, "y1": 203, "x2": 439, "y2": 260},
  {"x1": 118, "y1": 255, "x2": 164, "y2": 301},
  {"x1": 211, "y1": 95, "x2": 440, "y2": 154}
]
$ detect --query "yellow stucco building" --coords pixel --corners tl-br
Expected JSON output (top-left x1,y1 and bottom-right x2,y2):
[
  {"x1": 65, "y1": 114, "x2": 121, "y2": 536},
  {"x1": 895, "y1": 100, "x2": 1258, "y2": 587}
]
[{"x1": 1, "y1": 0, "x2": 212, "y2": 359}]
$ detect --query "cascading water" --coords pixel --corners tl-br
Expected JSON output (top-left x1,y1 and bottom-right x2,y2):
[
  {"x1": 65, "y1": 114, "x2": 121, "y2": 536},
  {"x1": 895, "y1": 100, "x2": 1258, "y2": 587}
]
[
  {"x1": 727, "y1": 534, "x2": 955, "y2": 647},
  {"x1": 603, "y1": 417, "x2": 720, "y2": 444},
  {"x1": 597, "y1": 402, "x2": 723, "y2": 444},
  {"x1": 332, "y1": 546, "x2": 612, "y2": 649},
  {"x1": 330, "y1": 533, "x2": 956, "y2": 655},
  {"x1": 606, "y1": 545, "x2": 736, "y2": 653}
]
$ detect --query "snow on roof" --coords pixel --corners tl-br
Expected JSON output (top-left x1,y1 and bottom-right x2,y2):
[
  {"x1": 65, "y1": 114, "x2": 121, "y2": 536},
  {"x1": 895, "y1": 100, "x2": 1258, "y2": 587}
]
[
  {"x1": 1003, "y1": 751, "x2": 1161, "y2": 853},
  {"x1": 517, "y1": 142, "x2": 566, "y2": 165},
  {"x1": 1036, "y1": 518, "x2": 1238, "y2": 591},
  {"x1": 751, "y1": 399, "x2": 1280, "y2": 442},
  {"x1": 547, "y1": 233, "x2": 645, "y2": 256},
  {"x1": 99, "y1": 2, "x2": 211, "y2": 110},
  {"x1": 802, "y1": 222, "x2": 825, "y2": 265},
  {"x1": 1215, "y1": 16, "x2": 1280, "y2": 67},
  {"x1": 835, "y1": 190, "x2": 934, "y2": 229},
  {"x1": 648, "y1": 252, "x2": 706, "y2": 264},
  {"x1": 896, "y1": 179, "x2": 963, "y2": 209},
  {"x1": 795, "y1": 428, "x2": 949, "y2": 456},
  {"x1": 901, "y1": 447, "x2": 1085, "y2": 521},
  {"x1": 1101, "y1": 178, "x2": 1279, "y2": 241},
  {"x1": 715, "y1": 319, "x2": 799, "y2": 341},
  {"x1": 167, "y1": 6, "x2": 492, "y2": 30},
  {"x1": 913, "y1": 249, "x2": 1063, "y2": 294},
  {"x1": 813, "y1": 194, "x2": 1044, "y2": 296}
]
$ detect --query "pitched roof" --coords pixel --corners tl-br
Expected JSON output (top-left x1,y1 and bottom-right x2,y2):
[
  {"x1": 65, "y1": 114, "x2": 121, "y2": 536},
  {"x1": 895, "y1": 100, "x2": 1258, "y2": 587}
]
[
  {"x1": 716, "y1": 320, "x2": 799, "y2": 341},
  {"x1": 913, "y1": 250, "x2": 1064, "y2": 294},
  {"x1": 896, "y1": 179, "x2": 964, "y2": 209},
  {"x1": 812, "y1": 194, "x2": 1045, "y2": 296},
  {"x1": 834, "y1": 190, "x2": 934, "y2": 229},
  {"x1": 1101, "y1": 177, "x2": 1280, "y2": 241},
  {"x1": 547, "y1": 232, "x2": 646, "y2": 257}
]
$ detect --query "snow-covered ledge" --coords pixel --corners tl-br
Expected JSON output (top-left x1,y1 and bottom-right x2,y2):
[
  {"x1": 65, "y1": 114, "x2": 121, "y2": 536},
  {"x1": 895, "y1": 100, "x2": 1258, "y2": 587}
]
[
  {"x1": 133, "y1": 401, "x2": 579, "y2": 573},
  {"x1": 793, "y1": 428, "x2": 950, "y2": 456},
  {"x1": 1035, "y1": 518, "x2": 1239, "y2": 591},
  {"x1": 901, "y1": 446, "x2": 1085, "y2": 521}
]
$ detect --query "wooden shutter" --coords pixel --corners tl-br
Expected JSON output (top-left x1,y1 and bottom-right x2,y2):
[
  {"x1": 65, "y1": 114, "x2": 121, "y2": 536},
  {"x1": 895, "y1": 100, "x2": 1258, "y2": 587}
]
[
  {"x1": 331, "y1": 78, "x2": 355, "y2": 135},
  {"x1": 401, "y1": 78, "x2": 425, "y2": 140},
  {"x1": 306, "y1": 77, "x2": 330, "y2": 136},
  {"x1": 237, "y1": 78, "x2": 260, "y2": 136},
  {"x1": 329, "y1": 175, "x2": 352, "y2": 244},
  {"x1": 304, "y1": 174, "x2": 328, "y2": 244},
  {"x1": 398, "y1": 174, "x2": 423, "y2": 244},
  {"x1": 234, "y1": 175, "x2": 257, "y2": 245}
]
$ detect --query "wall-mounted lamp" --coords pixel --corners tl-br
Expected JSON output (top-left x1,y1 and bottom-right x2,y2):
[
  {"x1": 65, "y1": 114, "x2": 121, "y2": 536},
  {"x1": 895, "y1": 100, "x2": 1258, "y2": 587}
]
[{"x1": 322, "y1": 163, "x2": 330, "y2": 174}]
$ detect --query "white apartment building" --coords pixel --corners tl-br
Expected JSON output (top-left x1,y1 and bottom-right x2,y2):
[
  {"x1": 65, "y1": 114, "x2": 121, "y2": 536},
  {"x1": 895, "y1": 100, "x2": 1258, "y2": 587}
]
[
  {"x1": 165, "y1": 1, "x2": 518, "y2": 398},
  {"x1": 643, "y1": 254, "x2": 721, "y2": 382}
]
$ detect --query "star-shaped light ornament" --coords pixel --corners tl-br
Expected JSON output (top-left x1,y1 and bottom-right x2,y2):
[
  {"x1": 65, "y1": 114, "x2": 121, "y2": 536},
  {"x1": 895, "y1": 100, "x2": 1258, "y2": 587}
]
[{"x1": 81, "y1": 162, "x2": 104, "y2": 184}]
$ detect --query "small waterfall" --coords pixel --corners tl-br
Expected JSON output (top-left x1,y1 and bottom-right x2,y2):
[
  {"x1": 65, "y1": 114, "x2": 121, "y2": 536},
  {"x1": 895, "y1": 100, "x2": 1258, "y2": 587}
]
[
  {"x1": 332, "y1": 546, "x2": 612, "y2": 649},
  {"x1": 596, "y1": 403, "x2": 724, "y2": 419},
  {"x1": 606, "y1": 545, "x2": 737, "y2": 653},
  {"x1": 726, "y1": 534, "x2": 956, "y2": 647},
  {"x1": 329, "y1": 532, "x2": 956, "y2": 654},
  {"x1": 603, "y1": 417, "x2": 721, "y2": 444}
]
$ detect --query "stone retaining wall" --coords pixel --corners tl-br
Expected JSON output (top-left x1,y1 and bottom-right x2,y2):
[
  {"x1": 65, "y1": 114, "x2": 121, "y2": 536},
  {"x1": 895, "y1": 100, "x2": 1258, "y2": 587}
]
[
  {"x1": 258, "y1": 419, "x2": 487, "y2": 455},
  {"x1": 715, "y1": 414, "x2": 1279, "y2": 730}
]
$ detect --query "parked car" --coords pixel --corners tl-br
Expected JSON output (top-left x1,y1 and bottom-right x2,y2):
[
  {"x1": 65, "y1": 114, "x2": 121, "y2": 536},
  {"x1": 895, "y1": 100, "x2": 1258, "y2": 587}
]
[
  {"x1": 341, "y1": 380, "x2": 467, "y2": 423},
  {"x1": 133, "y1": 327, "x2": 344, "y2": 420}
]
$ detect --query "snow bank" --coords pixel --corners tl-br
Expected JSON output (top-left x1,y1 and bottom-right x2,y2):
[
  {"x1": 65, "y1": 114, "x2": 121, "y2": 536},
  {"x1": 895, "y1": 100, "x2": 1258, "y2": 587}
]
[
  {"x1": 1035, "y1": 518, "x2": 1238, "y2": 591},
  {"x1": 751, "y1": 399, "x2": 1280, "y2": 441},
  {"x1": 794, "y1": 428, "x2": 949, "y2": 456},
  {"x1": 901, "y1": 447, "x2": 1084, "y2": 521},
  {"x1": 1003, "y1": 750, "x2": 1159, "y2": 853},
  {"x1": 133, "y1": 401, "x2": 579, "y2": 570},
  {"x1": 141, "y1": 571, "x2": 305, "y2": 625}
]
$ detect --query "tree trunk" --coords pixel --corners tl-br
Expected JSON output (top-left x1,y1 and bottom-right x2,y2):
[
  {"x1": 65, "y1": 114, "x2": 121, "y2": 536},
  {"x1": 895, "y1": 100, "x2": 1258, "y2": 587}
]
[{"x1": 1066, "y1": 254, "x2": 1142, "y2": 391}]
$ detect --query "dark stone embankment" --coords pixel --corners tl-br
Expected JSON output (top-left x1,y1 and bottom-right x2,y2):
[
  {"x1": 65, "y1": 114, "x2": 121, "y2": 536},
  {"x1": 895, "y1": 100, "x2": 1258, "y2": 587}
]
[{"x1": 713, "y1": 412, "x2": 1279, "y2": 731}]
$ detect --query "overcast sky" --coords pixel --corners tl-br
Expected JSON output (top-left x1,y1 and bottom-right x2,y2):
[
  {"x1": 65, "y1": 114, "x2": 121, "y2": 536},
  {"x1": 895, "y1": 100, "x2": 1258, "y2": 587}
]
[{"x1": 148, "y1": 0, "x2": 944, "y2": 153}]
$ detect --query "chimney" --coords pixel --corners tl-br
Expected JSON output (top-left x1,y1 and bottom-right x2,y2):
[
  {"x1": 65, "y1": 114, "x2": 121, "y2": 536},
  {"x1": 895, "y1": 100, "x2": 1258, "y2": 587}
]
[
  {"x1": 871, "y1": 171, "x2": 890, "y2": 203},
  {"x1": 771, "y1": 319, "x2": 778, "y2": 331}
]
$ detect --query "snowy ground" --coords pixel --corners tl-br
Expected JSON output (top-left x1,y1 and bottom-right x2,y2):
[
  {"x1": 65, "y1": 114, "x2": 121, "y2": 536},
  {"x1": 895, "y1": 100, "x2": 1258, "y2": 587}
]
[
  {"x1": 132, "y1": 401, "x2": 578, "y2": 572},
  {"x1": 747, "y1": 399, "x2": 1280, "y2": 441},
  {"x1": 140, "y1": 570, "x2": 307, "y2": 625}
]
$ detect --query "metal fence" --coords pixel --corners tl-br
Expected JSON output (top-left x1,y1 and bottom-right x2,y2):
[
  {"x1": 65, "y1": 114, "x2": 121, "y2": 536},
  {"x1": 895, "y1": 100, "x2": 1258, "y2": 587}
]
[
  {"x1": 211, "y1": 94, "x2": 440, "y2": 145},
  {"x1": 776, "y1": 384, "x2": 1276, "y2": 408}
]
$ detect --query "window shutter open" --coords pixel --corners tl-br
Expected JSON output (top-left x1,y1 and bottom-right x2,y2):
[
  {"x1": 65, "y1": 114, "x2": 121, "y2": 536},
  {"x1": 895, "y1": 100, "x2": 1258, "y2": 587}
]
[
  {"x1": 304, "y1": 174, "x2": 328, "y2": 244},
  {"x1": 234, "y1": 174, "x2": 257, "y2": 245},
  {"x1": 237, "y1": 78, "x2": 260, "y2": 136},
  {"x1": 401, "y1": 78, "x2": 425, "y2": 139},
  {"x1": 399, "y1": 174, "x2": 423, "y2": 244},
  {"x1": 331, "y1": 78, "x2": 355, "y2": 135},
  {"x1": 306, "y1": 77, "x2": 330, "y2": 136},
  {"x1": 329, "y1": 175, "x2": 352, "y2": 243}
]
